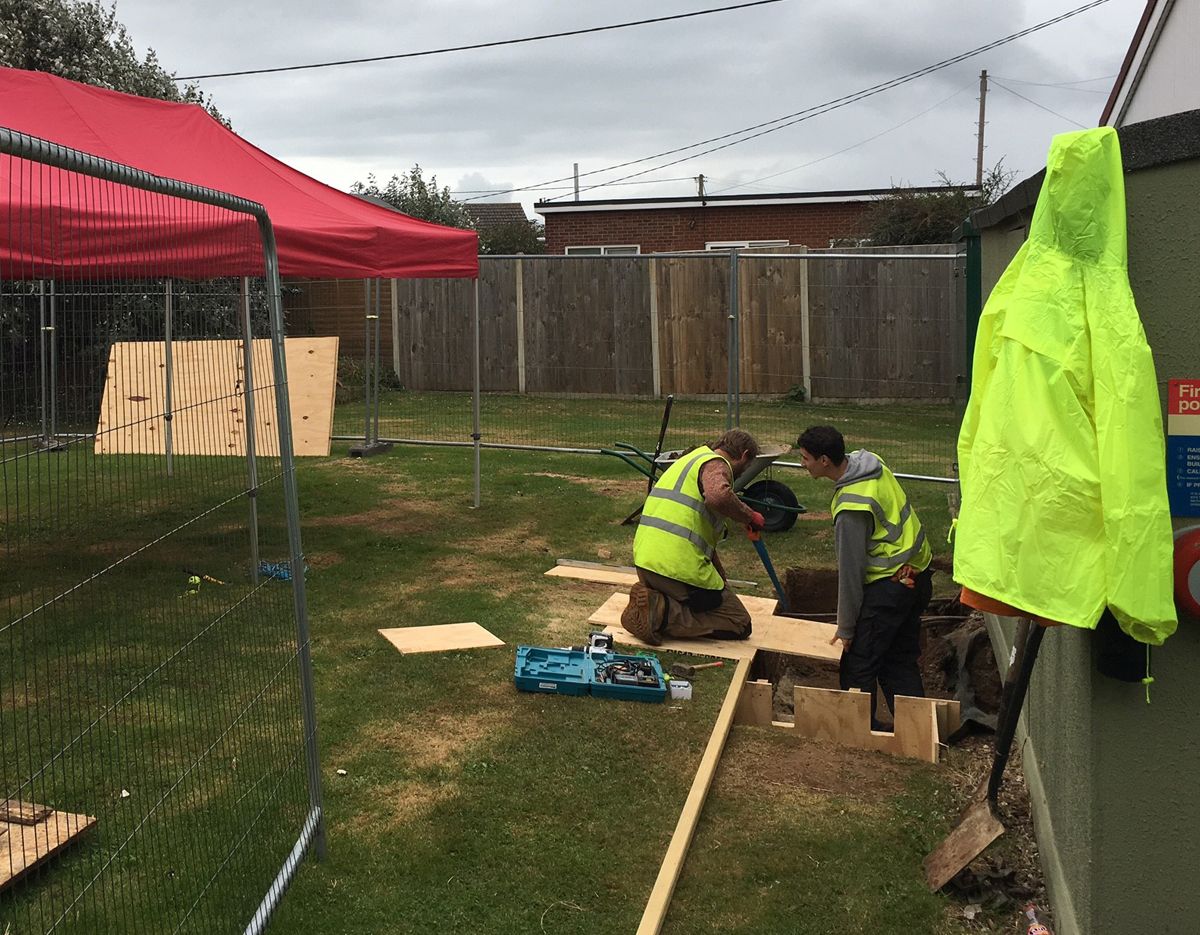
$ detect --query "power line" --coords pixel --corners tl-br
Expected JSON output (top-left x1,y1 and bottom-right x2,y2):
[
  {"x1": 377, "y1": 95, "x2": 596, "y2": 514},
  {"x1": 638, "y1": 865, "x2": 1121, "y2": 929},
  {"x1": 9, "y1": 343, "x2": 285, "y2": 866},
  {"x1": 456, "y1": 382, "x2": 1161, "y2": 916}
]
[
  {"x1": 991, "y1": 78, "x2": 1089, "y2": 128},
  {"x1": 475, "y1": 0, "x2": 1110, "y2": 203},
  {"x1": 991, "y1": 74, "x2": 1113, "y2": 94},
  {"x1": 175, "y1": 0, "x2": 785, "y2": 80},
  {"x1": 708, "y1": 83, "x2": 973, "y2": 195},
  {"x1": 454, "y1": 175, "x2": 697, "y2": 195},
  {"x1": 542, "y1": 0, "x2": 1111, "y2": 202}
]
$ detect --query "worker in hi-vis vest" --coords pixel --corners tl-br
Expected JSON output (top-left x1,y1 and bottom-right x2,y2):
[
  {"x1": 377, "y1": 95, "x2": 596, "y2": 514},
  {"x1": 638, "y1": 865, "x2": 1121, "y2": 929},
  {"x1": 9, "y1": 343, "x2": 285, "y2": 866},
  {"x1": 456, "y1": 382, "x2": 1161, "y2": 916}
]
[
  {"x1": 624, "y1": 429, "x2": 765, "y2": 645},
  {"x1": 797, "y1": 425, "x2": 933, "y2": 730}
]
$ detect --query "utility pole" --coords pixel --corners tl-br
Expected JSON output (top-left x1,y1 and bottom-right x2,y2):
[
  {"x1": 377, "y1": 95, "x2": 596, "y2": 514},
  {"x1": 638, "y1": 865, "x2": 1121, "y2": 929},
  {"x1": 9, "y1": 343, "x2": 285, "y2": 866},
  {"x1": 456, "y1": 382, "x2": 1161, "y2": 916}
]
[
  {"x1": 573, "y1": 162, "x2": 580, "y2": 201},
  {"x1": 696, "y1": 173, "x2": 707, "y2": 204},
  {"x1": 976, "y1": 69, "x2": 988, "y2": 189}
]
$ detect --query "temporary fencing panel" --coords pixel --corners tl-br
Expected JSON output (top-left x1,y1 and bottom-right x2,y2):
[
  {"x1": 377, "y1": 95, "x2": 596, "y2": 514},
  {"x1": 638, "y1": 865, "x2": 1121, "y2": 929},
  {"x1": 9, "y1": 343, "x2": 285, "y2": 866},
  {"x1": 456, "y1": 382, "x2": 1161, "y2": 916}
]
[{"x1": 0, "y1": 129, "x2": 322, "y2": 933}]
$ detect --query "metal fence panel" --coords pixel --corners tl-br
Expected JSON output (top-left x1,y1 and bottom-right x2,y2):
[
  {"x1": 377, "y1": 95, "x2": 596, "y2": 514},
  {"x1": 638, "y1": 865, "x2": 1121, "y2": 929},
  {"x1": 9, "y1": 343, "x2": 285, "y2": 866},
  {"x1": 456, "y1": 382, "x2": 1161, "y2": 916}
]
[{"x1": 1, "y1": 131, "x2": 321, "y2": 932}]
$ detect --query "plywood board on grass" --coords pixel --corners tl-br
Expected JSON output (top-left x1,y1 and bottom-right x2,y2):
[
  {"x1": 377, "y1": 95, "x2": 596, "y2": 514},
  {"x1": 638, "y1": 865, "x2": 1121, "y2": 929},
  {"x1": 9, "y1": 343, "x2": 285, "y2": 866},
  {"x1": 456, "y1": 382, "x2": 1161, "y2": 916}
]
[
  {"x1": 545, "y1": 561, "x2": 757, "y2": 590},
  {"x1": 1, "y1": 808, "x2": 96, "y2": 893},
  {"x1": 95, "y1": 337, "x2": 338, "y2": 457},
  {"x1": 791, "y1": 686, "x2": 947, "y2": 763},
  {"x1": 378, "y1": 623, "x2": 504, "y2": 655},
  {"x1": 589, "y1": 592, "x2": 839, "y2": 662}
]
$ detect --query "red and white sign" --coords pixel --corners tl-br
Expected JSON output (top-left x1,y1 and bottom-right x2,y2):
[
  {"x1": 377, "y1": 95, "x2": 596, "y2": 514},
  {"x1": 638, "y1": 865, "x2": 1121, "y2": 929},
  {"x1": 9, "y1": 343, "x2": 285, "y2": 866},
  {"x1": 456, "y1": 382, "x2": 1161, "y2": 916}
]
[{"x1": 1169, "y1": 379, "x2": 1200, "y2": 434}]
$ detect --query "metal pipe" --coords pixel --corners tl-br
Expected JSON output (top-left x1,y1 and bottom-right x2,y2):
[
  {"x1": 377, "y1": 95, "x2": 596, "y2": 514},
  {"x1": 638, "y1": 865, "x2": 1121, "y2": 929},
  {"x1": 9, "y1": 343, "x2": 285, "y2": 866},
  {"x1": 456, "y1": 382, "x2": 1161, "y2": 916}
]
[
  {"x1": 256, "y1": 213, "x2": 326, "y2": 862},
  {"x1": 476, "y1": 252, "x2": 964, "y2": 261},
  {"x1": 164, "y1": 279, "x2": 174, "y2": 476},
  {"x1": 372, "y1": 278, "x2": 383, "y2": 443},
  {"x1": 243, "y1": 806, "x2": 322, "y2": 935},
  {"x1": 362, "y1": 279, "x2": 373, "y2": 445},
  {"x1": 241, "y1": 277, "x2": 261, "y2": 584},
  {"x1": 38, "y1": 280, "x2": 48, "y2": 444},
  {"x1": 48, "y1": 280, "x2": 58, "y2": 440},
  {"x1": 773, "y1": 459, "x2": 958, "y2": 484},
  {"x1": 472, "y1": 278, "x2": 482, "y2": 509},
  {"x1": 726, "y1": 249, "x2": 736, "y2": 431}
]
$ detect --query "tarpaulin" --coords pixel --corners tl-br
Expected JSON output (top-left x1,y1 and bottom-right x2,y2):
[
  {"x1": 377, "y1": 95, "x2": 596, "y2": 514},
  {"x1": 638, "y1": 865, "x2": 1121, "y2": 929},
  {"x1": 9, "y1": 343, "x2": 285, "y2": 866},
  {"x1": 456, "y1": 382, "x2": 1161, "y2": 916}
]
[
  {"x1": 0, "y1": 67, "x2": 478, "y2": 279},
  {"x1": 955, "y1": 126, "x2": 1177, "y2": 645}
]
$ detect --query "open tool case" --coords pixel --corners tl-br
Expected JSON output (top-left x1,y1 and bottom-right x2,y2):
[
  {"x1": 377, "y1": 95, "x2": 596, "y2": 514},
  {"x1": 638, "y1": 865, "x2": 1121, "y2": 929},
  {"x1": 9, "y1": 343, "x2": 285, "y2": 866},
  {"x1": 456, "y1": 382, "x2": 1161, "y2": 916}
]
[{"x1": 514, "y1": 643, "x2": 667, "y2": 703}]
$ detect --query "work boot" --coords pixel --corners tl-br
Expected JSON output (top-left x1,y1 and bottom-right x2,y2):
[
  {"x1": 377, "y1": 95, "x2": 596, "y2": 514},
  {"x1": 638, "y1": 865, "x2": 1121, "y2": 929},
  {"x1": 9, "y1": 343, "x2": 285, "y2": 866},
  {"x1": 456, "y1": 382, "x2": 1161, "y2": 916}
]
[{"x1": 622, "y1": 583, "x2": 664, "y2": 645}]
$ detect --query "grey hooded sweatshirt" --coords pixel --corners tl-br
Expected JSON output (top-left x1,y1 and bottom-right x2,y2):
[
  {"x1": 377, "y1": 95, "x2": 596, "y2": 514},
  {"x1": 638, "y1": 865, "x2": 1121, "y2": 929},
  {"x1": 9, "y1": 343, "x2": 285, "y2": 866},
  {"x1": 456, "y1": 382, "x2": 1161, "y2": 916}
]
[{"x1": 832, "y1": 450, "x2": 883, "y2": 640}]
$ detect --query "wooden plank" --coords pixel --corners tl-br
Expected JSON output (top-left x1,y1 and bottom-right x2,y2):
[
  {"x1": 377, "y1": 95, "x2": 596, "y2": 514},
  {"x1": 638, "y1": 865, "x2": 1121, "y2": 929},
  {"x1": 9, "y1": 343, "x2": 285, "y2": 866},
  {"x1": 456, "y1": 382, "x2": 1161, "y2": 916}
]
[
  {"x1": 515, "y1": 259, "x2": 526, "y2": 394},
  {"x1": 546, "y1": 565, "x2": 639, "y2": 587},
  {"x1": 734, "y1": 679, "x2": 773, "y2": 726},
  {"x1": 95, "y1": 337, "x2": 338, "y2": 457},
  {"x1": 637, "y1": 656, "x2": 752, "y2": 935},
  {"x1": 551, "y1": 560, "x2": 758, "y2": 590},
  {"x1": 1, "y1": 809, "x2": 96, "y2": 893},
  {"x1": 378, "y1": 623, "x2": 504, "y2": 655},
  {"x1": 932, "y1": 698, "x2": 962, "y2": 742},
  {"x1": 790, "y1": 686, "x2": 941, "y2": 763},
  {"x1": 1, "y1": 800, "x2": 52, "y2": 825},
  {"x1": 589, "y1": 592, "x2": 840, "y2": 662}
]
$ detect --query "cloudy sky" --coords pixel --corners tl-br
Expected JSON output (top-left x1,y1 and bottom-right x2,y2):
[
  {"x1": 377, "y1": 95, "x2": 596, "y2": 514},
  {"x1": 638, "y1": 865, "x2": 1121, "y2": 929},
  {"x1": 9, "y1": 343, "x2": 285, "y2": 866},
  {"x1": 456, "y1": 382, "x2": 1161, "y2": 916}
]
[{"x1": 113, "y1": 0, "x2": 1142, "y2": 217}]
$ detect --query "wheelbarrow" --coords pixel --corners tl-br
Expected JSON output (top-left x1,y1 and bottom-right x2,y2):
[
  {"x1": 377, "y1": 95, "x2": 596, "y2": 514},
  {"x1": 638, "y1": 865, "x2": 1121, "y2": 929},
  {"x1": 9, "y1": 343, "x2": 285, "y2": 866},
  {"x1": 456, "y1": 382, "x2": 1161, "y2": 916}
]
[{"x1": 602, "y1": 441, "x2": 805, "y2": 532}]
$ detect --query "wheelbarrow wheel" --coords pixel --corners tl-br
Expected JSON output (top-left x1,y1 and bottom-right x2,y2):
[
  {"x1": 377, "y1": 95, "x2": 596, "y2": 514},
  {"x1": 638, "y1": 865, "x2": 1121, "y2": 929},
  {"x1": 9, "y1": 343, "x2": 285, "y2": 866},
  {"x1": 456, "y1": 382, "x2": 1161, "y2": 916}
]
[{"x1": 743, "y1": 479, "x2": 799, "y2": 533}]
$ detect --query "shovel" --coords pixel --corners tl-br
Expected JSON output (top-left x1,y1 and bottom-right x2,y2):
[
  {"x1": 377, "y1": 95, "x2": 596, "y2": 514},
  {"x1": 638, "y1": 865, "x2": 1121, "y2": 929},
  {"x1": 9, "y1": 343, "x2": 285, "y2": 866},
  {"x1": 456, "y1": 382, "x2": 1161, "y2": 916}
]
[
  {"x1": 923, "y1": 617, "x2": 1047, "y2": 890},
  {"x1": 746, "y1": 526, "x2": 789, "y2": 613}
]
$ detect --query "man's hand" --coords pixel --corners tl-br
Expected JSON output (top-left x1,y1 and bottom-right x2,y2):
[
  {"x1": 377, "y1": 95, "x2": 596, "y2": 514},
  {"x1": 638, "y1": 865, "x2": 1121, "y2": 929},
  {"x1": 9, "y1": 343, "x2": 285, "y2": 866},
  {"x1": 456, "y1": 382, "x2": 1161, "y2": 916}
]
[
  {"x1": 747, "y1": 510, "x2": 766, "y2": 532},
  {"x1": 829, "y1": 634, "x2": 851, "y2": 652}
]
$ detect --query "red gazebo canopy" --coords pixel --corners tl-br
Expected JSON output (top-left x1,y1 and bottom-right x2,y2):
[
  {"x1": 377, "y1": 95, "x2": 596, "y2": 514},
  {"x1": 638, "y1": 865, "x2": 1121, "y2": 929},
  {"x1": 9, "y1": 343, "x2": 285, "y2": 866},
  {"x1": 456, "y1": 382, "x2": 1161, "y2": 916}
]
[{"x1": 0, "y1": 67, "x2": 478, "y2": 279}]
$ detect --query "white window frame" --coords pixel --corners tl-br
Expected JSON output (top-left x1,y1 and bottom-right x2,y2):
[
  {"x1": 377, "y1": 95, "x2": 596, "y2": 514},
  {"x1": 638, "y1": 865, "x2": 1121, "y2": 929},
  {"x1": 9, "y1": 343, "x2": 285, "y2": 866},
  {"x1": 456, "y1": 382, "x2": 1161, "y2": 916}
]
[
  {"x1": 564, "y1": 244, "x2": 641, "y2": 255},
  {"x1": 705, "y1": 239, "x2": 790, "y2": 251}
]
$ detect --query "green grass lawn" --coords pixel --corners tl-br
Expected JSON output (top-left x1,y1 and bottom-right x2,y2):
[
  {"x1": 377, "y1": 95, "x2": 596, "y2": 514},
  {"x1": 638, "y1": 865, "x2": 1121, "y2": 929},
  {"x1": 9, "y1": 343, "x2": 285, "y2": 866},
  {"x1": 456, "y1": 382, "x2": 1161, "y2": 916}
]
[{"x1": 3, "y1": 400, "x2": 979, "y2": 934}]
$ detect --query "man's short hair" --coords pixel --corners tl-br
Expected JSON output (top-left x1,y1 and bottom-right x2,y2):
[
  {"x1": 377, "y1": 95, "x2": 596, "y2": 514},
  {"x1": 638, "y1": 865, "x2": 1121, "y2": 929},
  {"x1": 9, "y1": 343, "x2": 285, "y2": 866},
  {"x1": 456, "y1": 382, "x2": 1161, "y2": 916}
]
[
  {"x1": 711, "y1": 429, "x2": 759, "y2": 461},
  {"x1": 797, "y1": 425, "x2": 845, "y2": 464}
]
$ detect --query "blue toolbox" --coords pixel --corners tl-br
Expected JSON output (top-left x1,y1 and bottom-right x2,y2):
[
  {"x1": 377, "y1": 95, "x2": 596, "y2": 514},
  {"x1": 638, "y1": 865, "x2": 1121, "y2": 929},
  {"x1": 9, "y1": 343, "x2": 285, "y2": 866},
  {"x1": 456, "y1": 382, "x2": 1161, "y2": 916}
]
[{"x1": 514, "y1": 635, "x2": 667, "y2": 703}]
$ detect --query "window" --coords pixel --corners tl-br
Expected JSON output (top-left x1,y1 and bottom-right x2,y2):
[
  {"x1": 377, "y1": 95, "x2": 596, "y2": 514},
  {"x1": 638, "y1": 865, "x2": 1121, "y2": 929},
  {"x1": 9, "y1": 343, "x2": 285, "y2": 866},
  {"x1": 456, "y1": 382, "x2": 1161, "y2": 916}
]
[
  {"x1": 705, "y1": 239, "x2": 790, "y2": 250},
  {"x1": 565, "y1": 244, "x2": 641, "y2": 255}
]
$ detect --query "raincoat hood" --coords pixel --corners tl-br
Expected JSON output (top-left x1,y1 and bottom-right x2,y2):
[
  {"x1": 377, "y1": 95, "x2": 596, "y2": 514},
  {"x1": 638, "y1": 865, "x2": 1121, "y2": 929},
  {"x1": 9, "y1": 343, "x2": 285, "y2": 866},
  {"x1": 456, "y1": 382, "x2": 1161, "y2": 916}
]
[
  {"x1": 836, "y1": 450, "x2": 882, "y2": 488},
  {"x1": 955, "y1": 126, "x2": 1177, "y2": 646}
]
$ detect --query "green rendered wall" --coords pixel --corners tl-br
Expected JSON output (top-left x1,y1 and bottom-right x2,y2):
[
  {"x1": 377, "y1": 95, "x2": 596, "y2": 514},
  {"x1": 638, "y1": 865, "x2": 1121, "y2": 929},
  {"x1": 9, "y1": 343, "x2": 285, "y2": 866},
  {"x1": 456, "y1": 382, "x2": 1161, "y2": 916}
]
[{"x1": 977, "y1": 158, "x2": 1200, "y2": 935}]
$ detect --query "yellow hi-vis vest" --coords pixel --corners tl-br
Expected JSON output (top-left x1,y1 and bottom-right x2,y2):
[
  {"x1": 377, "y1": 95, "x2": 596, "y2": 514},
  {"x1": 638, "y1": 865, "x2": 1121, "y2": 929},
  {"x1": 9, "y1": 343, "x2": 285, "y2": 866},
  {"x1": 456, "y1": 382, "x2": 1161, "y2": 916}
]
[
  {"x1": 633, "y1": 446, "x2": 729, "y2": 590},
  {"x1": 831, "y1": 457, "x2": 931, "y2": 584}
]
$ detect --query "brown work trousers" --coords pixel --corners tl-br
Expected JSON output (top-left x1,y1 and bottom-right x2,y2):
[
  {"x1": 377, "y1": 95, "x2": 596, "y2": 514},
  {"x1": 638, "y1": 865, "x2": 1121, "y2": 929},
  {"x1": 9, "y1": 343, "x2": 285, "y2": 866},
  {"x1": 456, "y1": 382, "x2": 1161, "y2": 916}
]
[{"x1": 636, "y1": 567, "x2": 752, "y2": 639}]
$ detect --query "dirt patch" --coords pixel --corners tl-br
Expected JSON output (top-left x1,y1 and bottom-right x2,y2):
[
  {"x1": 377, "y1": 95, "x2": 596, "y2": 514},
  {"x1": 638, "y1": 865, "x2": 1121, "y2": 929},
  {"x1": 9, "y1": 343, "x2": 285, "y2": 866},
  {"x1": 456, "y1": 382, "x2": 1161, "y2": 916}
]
[
  {"x1": 719, "y1": 730, "x2": 913, "y2": 804},
  {"x1": 343, "y1": 778, "x2": 460, "y2": 835},
  {"x1": 526, "y1": 471, "x2": 645, "y2": 499},
  {"x1": 782, "y1": 566, "x2": 839, "y2": 614},
  {"x1": 307, "y1": 496, "x2": 453, "y2": 535},
  {"x1": 305, "y1": 550, "x2": 345, "y2": 570},
  {"x1": 353, "y1": 706, "x2": 510, "y2": 772}
]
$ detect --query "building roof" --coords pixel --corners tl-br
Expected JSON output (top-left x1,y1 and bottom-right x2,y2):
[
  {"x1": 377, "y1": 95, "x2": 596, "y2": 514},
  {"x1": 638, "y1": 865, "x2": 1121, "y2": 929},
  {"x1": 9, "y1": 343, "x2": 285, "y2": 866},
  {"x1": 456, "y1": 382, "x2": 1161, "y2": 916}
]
[
  {"x1": 463, "y1": 202, "x2": 530, "y2": 232},
  {"x1": 970, "y1": 108, "x2": 1200, "y2": 232},
  {"x1": 535, "y1": 185, "x2": 975, "y2": 215},
  {"x1": 1101, "y1": 0, "x2": 1167, "y2": 126}
]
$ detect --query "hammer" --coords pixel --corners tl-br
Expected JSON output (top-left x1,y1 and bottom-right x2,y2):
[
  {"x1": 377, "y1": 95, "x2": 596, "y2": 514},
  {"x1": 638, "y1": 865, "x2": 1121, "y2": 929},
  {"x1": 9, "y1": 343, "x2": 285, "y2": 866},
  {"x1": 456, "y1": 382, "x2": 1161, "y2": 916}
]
[{"x1": 669, "y1": 660, "x2": 725, "y2": 678}]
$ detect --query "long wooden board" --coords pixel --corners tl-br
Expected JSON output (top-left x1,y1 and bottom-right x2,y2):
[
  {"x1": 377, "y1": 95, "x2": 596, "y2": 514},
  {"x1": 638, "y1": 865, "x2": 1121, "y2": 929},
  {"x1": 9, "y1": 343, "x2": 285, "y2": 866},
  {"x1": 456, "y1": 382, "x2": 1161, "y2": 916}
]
[
  {"x1": 95, "y1": 337, "x2": 338, "y2": 457},
  {"x1": 378, "y1": 623, "x2": 504, "y2": 655},
  {"x1": 637, "y1": 656, "x2": 752, "y2": 935},
  {"x1": 546, "y1": 561, "x2": 758, "y2": 590},
  {"x1": 589, "y1": 592, "x2": 839, "y2": 662},
  {"x1": 1, "y1": 808, "x2": 96, "y2": 893}
]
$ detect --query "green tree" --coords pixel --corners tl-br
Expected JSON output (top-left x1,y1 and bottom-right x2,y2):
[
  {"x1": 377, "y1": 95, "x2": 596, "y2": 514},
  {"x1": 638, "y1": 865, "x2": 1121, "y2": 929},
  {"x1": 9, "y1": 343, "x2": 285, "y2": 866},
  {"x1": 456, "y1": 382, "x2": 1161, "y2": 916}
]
[
  {"x1": 479, "y1": 219, "x2": 544, "y2": 255},
  {"x1": 856, "y1": 163, "x2": 1016, "y2": 246},
  {"x1": 351, "y1": 166, "x2": 474, "y2": 229},
  {"x1": 0, "y1": 0, "x2": 226, "y2": 124}
]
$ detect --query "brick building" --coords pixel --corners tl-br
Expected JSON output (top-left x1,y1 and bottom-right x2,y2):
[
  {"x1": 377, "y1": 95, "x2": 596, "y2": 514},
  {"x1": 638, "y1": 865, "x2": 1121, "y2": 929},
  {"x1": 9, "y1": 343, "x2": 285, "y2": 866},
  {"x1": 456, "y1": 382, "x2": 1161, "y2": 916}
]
[{"x1": 535, "y1": 187, "x2": 957, "y2": 254}]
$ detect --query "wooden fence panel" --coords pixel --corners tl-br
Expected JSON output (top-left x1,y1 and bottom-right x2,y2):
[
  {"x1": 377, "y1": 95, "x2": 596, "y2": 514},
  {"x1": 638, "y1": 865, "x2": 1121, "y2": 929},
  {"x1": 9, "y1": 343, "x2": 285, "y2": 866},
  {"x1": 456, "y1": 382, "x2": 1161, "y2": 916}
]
[
  {"x1": 739, "y1": 247, "x2": 808, "y2": 395},
  {"x1": 655, "y1": 255, "x2": 729, "y2": 396}
]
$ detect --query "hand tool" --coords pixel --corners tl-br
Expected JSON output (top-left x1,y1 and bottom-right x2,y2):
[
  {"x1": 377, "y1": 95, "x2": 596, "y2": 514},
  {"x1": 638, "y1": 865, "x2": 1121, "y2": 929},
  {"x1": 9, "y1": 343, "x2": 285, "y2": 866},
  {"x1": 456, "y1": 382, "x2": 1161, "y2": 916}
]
[
  {"x1": 923, "y1": 618, "x2": 1048, "y2": 890},
  {"x1": 669, "y1": 660, "x2": 725, "y2": 678},
  {"x1": 746, "y1": 526, "x2": 789, "y2": 613},
  {"x1": 184, "y1": 566, "x2": 226, "y2": 585}
]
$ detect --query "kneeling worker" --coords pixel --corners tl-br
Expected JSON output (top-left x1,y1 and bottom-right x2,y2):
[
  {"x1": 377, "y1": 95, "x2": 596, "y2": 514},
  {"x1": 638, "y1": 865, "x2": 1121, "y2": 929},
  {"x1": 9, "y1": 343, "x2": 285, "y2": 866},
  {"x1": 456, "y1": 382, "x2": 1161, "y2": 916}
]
[
  {"x1": 797, "y1": 425, "x2": 932, "y2": 730},
  {"x1": 622, "y1": 429, "x2": 765, "y2": 645}
]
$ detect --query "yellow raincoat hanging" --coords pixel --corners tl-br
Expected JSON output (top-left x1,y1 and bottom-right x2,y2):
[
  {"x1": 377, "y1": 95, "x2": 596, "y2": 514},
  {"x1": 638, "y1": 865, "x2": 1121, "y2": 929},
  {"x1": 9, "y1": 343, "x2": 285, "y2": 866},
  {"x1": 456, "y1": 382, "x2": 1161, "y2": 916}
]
[{"x1": 955, "y1": 126, "x2": 1177, "y2": 646}]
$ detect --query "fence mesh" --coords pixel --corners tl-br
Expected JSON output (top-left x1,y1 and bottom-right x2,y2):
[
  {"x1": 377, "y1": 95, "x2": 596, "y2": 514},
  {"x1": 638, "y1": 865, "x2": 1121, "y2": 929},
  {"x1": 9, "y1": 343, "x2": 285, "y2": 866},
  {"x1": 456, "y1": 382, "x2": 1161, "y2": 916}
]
[
  {"x1": 2, "y1": 136, "x2": 319, "y2": 932},
  {"x1": 290, "y1": 248, "x2": 964, "y2": 480}
]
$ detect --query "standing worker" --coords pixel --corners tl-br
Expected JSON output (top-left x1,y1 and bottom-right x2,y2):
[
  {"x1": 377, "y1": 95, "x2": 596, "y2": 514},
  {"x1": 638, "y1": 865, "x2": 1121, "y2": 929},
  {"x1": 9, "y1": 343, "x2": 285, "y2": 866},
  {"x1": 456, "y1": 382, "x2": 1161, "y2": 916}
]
[
  {"x1": 623, "y1": 429, "x2": 766, "y2": 645},
  {"x1": 796, "y1": 425, "x2": 932, "y2": 729}
]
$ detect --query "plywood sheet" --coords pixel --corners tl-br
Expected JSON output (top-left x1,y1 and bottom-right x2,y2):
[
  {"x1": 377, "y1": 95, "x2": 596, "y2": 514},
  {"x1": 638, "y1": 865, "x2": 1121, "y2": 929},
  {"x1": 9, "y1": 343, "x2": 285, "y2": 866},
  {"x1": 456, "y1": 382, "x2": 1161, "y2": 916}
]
[
  {"x1": 546, "y1": 562, "x2": 757, "y2": 590},
  {"x1": 378, "y1": 622, "x2": 504, "y2": 655},
  {"x1": 1, "y1": 808, "x2": 96, "y2": 893},
  {"x1": 734, "y1": 679, "x2": 774, "y2": 727},
  {"x1": 95, "y1": 337, "x2": 338, "y2": 457},
  {"x1": 791, "y1": 686, "x2": 941, "y2": 763},
  {"x1": 589, "y1": 592, "x2": 839, "y2": 662}
]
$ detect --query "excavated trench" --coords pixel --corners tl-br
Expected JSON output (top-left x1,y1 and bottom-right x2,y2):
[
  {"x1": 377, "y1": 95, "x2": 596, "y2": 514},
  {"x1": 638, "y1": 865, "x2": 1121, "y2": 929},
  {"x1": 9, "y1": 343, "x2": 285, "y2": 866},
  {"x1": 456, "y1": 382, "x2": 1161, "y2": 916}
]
[{"x1": 753, "y1": 567, "x2": 1001, "y2": 727}]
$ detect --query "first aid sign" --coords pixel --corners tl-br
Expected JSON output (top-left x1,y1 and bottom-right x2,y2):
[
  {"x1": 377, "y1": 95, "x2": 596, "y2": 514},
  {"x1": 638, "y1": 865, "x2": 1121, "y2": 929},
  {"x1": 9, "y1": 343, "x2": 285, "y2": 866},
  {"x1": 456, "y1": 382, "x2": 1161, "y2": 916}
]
[{"x1": 1167, "y1": 379, "x2": 1200, "y2": 516}]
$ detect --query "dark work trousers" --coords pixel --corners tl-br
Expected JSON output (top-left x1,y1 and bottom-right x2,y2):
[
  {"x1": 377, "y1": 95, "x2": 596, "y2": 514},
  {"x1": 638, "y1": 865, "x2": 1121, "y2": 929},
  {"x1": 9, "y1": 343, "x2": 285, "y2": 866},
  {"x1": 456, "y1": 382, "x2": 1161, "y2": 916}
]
[{"x1": 839, "y1": 569, "x2": 932, "y2": 730}]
